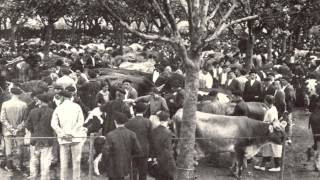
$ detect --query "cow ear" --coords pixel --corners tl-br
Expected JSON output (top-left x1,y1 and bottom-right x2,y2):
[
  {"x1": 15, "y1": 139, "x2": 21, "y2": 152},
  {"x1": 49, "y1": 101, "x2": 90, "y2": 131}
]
[{"x1": 268, "y1": 125, "x2": 274, "y2": 133}]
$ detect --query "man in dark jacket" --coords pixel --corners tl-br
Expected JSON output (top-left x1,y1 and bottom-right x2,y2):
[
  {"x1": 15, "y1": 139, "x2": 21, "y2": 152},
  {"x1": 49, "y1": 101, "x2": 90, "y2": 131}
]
[
  {"x1": 125, "y1": 102, "x2": 152, "y2": 180},
  {"x1": 150, "y1": 111, "x2": 176, "y2": 180},
  {"x1": 309, "y1": 105, "x2": 320, "y2": 171},
  {"x1": 26, "y1": 93, "x2": 54, "y2": 180},
  {"x1": 225, "y1": 71, "x2": 242, "y2": 94},
  {"x1": 103, "y1": 112, "x2": 142, "y2": 180},
  {"x1": 101, "y1": 88, "x2": 132, "y2": 136},
  {"x1": 243, "y1": 70, "x2": 263, "y2": 102},
  {"x1": 281, "y1": 77, "x2": 296, "y2": 143},
  {"x1": 78, "y1": 69, "x2": 101, "y2": 109},
  {"x1": 232, "y1": 90, "x2": 249, "y2": 116}
]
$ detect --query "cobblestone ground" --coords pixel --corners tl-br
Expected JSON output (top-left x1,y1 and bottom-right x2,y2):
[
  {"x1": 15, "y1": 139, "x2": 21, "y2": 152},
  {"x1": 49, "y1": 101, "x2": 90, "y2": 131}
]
[{"x1": 1, "y1": 109, "x2": 320, "y2": 180}]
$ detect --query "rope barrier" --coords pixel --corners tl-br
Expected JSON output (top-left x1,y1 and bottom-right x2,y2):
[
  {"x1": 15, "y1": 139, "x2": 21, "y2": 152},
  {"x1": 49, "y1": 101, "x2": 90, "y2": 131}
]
[{"x1": 1, "y1": 133, "x2": 320, "y2": 140}]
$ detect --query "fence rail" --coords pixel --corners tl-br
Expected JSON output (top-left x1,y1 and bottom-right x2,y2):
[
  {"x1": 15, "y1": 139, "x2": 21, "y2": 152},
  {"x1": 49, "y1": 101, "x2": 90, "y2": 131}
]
[{"x1": 0, "y1": 133, "x2": 319, "y2": 180}]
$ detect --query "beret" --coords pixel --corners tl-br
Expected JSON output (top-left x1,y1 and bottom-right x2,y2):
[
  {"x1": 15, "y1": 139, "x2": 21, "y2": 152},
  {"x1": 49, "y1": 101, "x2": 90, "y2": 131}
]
[
  {"x1": 53, "y1": 84, "x2": 63, "y2": 90},
  {"x1": 122, "y1": 79, "x2": 132, "y2": 84},
  {"x1": 36, "y1": 94, "x2": 52, "y2": 103},
  {"x1": 65, "y1": 86, "x2": 76, "y2": 93},
  {"x1": 134, "y1": 102, "x2": 148, "y2": 113},
  {"x1": 116, "y1": 87, "x2": 126, "y2": 95},
  {"x1": 208, "y1": 89, "x2": 219, "y2": 97},
  {"x1": 113, "y1": 112, "x2": 128, "y2": 124},
  {"x1": 58, "y1": 90, "x2": 72, "y2": 98},
  {"x1": 157, "y1": 111, "x2": 170, "y2": 121},
  {"x1": 10, "y1": 87, "x2": 22, "y2": 95}
]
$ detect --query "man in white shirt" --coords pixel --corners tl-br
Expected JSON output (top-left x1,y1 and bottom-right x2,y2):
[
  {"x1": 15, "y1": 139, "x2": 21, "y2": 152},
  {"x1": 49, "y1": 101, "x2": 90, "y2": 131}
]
[
  {"x1": 55, "y1": 68, "x2": 77, "y2": 90},
  {"x1": 199, "y1": 67, "x2": 213, "y2": 89},
  {"x1": 51, "y1": 90, "x2": 86, "y2": 180}
]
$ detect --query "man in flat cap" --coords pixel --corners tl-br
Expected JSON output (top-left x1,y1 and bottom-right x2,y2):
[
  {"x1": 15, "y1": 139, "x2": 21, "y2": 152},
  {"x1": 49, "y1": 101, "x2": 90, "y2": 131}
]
[
  {"x1": 150, "y1": 111, "x2": 176, "y2": 180},
  {"x1": 243, "y1": 70, "x2": 263, "y2": 102},
  {"x1": 232, "y1": 90, "x2": 249, "y2": 116},
  {"x1": 135, "y1": 87, "x2": 169, "y2": 129},
  {"x1": 125, "y1": 102, "x2": 152, "y2": 180},
  {"x1": 103, "y1": 112, "x2": 142, "y2": 180},
  {"x1": 101, "y1": 87, "x2": 132, "y2": 136},
  {"x1": 51, "y1": 90, "x2": 86, "y2": 180},
  {"x1": 0, "y1": 87, "x2": 27, "y2": 172},
  {"x1": 26, "y1": 93, "x2": 54, "y2": 180},
  {"x1": 55, "y1": 68, "x2": 76, "y2": 90}
]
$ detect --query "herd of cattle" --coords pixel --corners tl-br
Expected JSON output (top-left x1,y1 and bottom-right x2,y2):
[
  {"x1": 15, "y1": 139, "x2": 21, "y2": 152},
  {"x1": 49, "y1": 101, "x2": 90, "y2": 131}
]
[{"x1": 1, "y1": 40, "x2": 319, "y2": 179}]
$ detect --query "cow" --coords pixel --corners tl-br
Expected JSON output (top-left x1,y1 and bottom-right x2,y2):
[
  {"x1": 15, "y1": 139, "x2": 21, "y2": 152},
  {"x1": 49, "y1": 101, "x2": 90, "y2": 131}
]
[
  {"x1": 197, "y1": 101, "x2": 267, "y2": 121},
  {"x1": 172, "y1": 109, "x2": 287, "y2": 179},
  {"x1": 97, "y1": 68, "x2": 154, "y2": 97}
]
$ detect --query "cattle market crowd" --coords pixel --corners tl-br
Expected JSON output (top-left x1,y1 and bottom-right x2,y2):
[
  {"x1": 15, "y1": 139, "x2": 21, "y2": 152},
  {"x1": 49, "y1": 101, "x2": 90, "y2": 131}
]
[{"x1": 0, "y1": 39, "x2": 320, "y2": 180}]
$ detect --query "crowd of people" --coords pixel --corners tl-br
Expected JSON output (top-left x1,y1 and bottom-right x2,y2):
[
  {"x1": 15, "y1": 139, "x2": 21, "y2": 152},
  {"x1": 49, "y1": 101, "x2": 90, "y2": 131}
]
[{"x1": 0, "y1": 39, "x2": 319, "y2": 180}]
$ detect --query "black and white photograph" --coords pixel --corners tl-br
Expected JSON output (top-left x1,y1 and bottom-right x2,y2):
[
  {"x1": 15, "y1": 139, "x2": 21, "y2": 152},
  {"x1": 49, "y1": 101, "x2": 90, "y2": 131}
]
[{"x1": 0, "y1": 0, "x2": 319, "y2": 179}]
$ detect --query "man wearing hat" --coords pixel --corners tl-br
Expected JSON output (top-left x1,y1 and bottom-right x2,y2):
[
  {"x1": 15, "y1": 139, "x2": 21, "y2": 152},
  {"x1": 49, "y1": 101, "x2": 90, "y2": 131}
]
[
  {"x1": 150, "y1": 111, "x2": 176, "y2": 180},
  {"x1": 125, "y1": 102, "x2": 152, "y2": 180},
  {"x1": 66, "y1": 85, "x2": 90, "y2": 117},
  {"x1": 243, "y1": 70, "x2": 263, "y2": 102},
  {"x1": 280, "y1": 77, "x2": 296, "y2": 143},
  {"x1": 26, "y1": 93, "x2": 54, "y2": 180},
  {"x1": 102, "y1": 112, "x2": 142, "y2": 180},
  {"x1": 78, "y1": 69, "x2": 101, "y2": 110},
  {"x1": 135, "y1": 87, "x2": 169, "y2": 128},
  {"x1": 225, "y1": 70, "x2": 242, "y2": 94},
  {"x1": 55, "y1": 68, "x2": 76, "y2": 90},
  {"x1": 199, "y1": 90, "x2": 226, "y2": 115},
  {"x1": 232, "y1": 90, "x2": 249, "y2": 116},
  {"x1": 101, "y1": 87, "x2": 132, "y2": 136},
  {"x1": 0, "y1": 87, "x2": 27, "y2": 172},
  {"x1": 122, "y1": 79, "x2": 138, "y2": 100},
  {"x1": 51, "y1": 90, "x2": 86, "y2": 180}
]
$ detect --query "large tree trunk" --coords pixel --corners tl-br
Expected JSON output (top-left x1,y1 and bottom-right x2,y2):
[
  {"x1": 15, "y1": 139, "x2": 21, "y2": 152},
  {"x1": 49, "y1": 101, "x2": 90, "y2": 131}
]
[
  {"x1": 176, "y1": 52, "x2": 200, "y2": 180},
  {"x1": 10, "y1": 19, "x2": 18, "y2": 49},
  {"x1": 44, "y1": 22, "x2": 54, "y2": 60}
]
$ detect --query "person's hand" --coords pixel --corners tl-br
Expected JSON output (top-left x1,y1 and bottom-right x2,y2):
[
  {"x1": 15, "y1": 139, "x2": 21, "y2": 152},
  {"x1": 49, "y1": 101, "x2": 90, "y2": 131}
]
[
  {"x1": 11, "y1": 128, "x2": 18, "y2": 136},
  {"x1": 62, "y1": 134, "x2": 73, "y2": 141}
]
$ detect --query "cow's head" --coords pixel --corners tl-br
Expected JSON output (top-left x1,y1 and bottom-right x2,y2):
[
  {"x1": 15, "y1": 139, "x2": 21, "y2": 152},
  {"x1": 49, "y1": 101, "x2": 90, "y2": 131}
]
[{"x1": 266, "y1": 121, "x2": 287, "y2": 145}]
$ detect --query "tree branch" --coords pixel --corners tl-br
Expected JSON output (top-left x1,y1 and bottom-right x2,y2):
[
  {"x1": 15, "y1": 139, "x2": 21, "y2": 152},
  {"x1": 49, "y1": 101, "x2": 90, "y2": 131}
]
[
  {"x1": 99, "y1": 0, "x2": 174, "y2": 44},
  {"x1": 191, "y1": 0, "x2": 200, "y2": 31},
  {"x1": 163, "y1": 0, "x2": 179, "y2": 35},
  {"x1": 186, "y1": 0, "x2": 193, "y2": 35},
  {"x1": 205, "y1": 1, "x2": 238, "y2": 43},
  {"x1": 208, "y1": 0, "x2": 223, "y2": 20},
  {"x1": 199, "y1": 0, "x2": 210, "y2": 30},
  {"x1": 149, "y1": 0, "x2": 172, "y2": 33},
  {"x1": 226, "y1": 15, "x2": 258, "y2": 27},
  {"x1": 179, "y1": 0, "x2": 188, "y2": 14}
]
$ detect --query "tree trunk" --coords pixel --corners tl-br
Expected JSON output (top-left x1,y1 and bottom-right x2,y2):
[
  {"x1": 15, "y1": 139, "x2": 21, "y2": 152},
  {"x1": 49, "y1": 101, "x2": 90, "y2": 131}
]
[
  {"x1": 281, "y1": 34, "x2": 288, "y2": 55},
  {"x1": 113, "y1": 22, "x2": 124, "y2": 55},
  {"x1": 245, "y1": 21, "x2": 254, "y2": 70},
  {"x1": 44, "y1": 22, "x2": 54, "y2": 60},
  {"x1": 71, "y1": 21, "x2": 77, "y2": 44},
  {"x1": 10, "y1": 20, "x2": 18, "y2": 49},
  {"x1": 176, "y1": 52, "x2": 200, "y2": 180},
  {"x1": 267, "y1": 36, "x2": 273, "y2": 63}
]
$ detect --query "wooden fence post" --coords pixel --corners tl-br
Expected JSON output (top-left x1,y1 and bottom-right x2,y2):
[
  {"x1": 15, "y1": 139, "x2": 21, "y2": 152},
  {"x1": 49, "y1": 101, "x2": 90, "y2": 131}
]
[
  {"x1": 280, "y1": 140, "x2": 287, "y2": 180},
  {"x1": 89, "y1": 133, "x2": 94, "y2": 180}
]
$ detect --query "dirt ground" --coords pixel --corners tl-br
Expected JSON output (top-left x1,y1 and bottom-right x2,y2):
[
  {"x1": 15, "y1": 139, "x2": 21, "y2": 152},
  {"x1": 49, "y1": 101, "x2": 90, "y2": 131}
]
[{"x1": 1, "y1": 108, "x2": 320, "y2": 180}]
